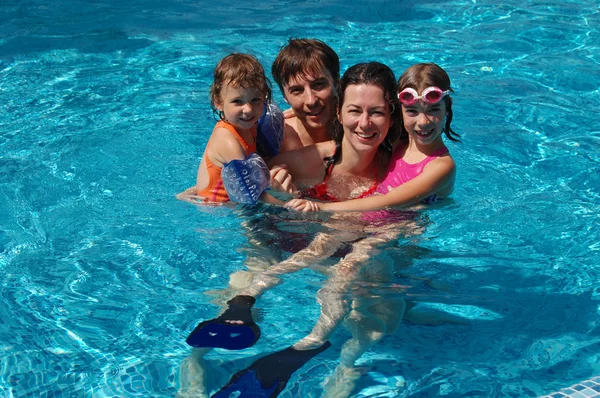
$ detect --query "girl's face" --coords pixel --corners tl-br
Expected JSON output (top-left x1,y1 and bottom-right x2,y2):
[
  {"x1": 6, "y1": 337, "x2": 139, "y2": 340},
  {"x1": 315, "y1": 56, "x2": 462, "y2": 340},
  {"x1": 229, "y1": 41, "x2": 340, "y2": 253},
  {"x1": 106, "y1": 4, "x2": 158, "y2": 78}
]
[
  {"x1": 216, "y1": 85, "x2": 265, "y2": 131},
  {"x1": 401, "y1": 98, "x2": 447, "y2": 146},
  {"x1": 338, "y1": 83, "x2": 391, "y2": 152}
]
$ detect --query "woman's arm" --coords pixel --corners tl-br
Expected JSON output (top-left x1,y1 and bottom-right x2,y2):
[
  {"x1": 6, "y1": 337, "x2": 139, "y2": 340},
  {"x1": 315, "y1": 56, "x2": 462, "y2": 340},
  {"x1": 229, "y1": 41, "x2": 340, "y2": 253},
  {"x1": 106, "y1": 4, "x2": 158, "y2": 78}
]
[
  {"x1": 288, "y1": 156, "x2": 456, "y2": 212},
  {"x1": 326, "y1": 157, "x2": 455, "y2": 211}
]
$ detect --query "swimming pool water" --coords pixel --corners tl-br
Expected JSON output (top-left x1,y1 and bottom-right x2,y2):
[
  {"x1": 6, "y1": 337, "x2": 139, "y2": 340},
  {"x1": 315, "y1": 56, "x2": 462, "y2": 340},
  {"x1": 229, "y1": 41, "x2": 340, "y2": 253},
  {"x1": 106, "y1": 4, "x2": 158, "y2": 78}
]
[{"x1": 1, "y1": 0, "x2": 599, "y2": 396}]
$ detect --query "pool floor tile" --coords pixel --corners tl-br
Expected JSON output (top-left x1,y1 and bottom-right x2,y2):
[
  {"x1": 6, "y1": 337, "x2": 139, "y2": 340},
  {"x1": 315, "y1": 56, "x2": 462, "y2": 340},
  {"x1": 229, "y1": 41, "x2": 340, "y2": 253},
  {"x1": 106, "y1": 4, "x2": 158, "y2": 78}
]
[{"x1": 541, "y1": 378, "x2": 600, "y2": 398}]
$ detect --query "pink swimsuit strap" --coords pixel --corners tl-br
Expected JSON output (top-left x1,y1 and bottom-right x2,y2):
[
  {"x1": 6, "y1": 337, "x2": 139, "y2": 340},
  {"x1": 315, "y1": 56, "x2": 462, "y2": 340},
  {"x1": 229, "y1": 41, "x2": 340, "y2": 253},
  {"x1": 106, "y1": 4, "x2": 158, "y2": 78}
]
[{"x1": 399, "y1": 145, "x2": 449, "y2": 170}]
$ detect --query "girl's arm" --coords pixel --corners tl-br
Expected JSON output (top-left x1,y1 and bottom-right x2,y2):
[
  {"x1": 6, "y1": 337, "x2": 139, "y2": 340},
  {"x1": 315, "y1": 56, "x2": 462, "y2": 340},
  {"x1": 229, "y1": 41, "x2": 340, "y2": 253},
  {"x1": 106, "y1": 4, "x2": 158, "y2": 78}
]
[
  {"x1": 204, "y1": 127, "x2": 251, "y2": 169},
  {"x1": 326, "y1": 157, "x2": 455, "y2": 211},
  {"x1": 201, "y1": 127, "x2": 286, "y2": 206},
  {"x1": 179, "y1": 127, "x2": 246, "y2": 202},
  {"x1": 175, "y1": 187, "x2": 206, "y2": 203},
  {"x1": 288, "y1": 156, "x2": 456, "y2": 212}
]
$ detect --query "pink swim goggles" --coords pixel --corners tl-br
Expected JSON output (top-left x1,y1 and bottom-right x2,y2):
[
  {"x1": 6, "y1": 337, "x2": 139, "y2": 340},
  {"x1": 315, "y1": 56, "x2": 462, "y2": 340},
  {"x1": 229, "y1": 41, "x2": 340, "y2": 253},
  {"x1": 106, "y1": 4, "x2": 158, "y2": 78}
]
[{"x1": 398, "y1": 86, "x2": 450, "y2": 106}]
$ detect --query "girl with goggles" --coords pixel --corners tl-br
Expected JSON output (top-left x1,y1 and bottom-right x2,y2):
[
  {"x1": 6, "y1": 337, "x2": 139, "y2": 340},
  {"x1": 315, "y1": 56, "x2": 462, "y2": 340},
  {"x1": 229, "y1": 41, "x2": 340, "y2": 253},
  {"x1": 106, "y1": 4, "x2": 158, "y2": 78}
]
[{"x1": 286, "y1": 62, "x2": 461, "y2": 212}]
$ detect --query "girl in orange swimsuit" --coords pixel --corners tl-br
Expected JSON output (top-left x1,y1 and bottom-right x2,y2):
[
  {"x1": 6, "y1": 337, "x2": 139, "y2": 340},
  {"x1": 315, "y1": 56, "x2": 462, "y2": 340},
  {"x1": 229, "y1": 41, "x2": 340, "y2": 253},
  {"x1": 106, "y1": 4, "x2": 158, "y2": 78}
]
[{"x1": 177, "y1": 53, "x2": 282, "y2": 205}]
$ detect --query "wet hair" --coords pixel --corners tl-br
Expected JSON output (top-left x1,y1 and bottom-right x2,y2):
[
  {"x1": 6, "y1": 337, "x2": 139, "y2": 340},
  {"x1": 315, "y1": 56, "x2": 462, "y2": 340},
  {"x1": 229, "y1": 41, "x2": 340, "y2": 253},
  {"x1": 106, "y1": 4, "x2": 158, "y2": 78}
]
[
  {"x1": 210, "y1": 53, "x2": 272, "y2": 120},
  {"x1": 271, "y1": 38, "x2": 340, "y2": 94},
  {"x1": 325, "y1": 62, "x2": 401, "y2": 168},
  {"x1": 397, "y1": 62, "x2": 460, "y2": 142}
]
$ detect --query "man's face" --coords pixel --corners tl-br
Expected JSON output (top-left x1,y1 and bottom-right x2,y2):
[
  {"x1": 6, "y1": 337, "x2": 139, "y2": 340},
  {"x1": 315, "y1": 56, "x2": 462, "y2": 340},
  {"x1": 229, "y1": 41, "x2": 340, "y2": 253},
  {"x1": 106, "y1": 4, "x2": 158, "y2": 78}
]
[{"x1": 282, "y1": 69, "x2": 336, "y2": 131}]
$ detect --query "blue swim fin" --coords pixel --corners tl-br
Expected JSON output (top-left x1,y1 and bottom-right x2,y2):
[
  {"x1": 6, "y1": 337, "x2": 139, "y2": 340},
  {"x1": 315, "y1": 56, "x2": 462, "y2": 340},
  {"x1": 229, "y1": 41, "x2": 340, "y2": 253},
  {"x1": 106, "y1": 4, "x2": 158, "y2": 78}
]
[
  {"x1": 211, "y1": 342, "x2": 331, "y2": 397},
  {"x1": 186, "y1": 295, "x2": 260, "y2": 350}
]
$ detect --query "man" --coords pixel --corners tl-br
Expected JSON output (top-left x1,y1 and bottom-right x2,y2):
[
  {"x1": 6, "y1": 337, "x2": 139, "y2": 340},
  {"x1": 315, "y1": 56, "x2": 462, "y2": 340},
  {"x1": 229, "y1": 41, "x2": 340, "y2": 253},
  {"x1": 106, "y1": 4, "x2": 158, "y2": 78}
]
[
  {"x1": 271, "y1": 38, "x2": 340, "y2": 152},
  {"x1": 268, "y1": 38, "x2": 340, "y2": 192},
  {"x1": 178, "y1": 39, "x2": 341, "y2": 398}
]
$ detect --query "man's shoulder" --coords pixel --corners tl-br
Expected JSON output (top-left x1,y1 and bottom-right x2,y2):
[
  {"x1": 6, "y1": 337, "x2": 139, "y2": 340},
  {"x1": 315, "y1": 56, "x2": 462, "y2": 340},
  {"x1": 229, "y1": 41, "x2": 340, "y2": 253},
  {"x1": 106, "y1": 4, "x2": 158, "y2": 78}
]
[
  {"x1": 284, "y1": 116, "x2": 301, "y2": 135},
  {"x1": 281, "y1": 117, "x2": 305, "y2": 152},
  {"x1": 314, "y1": 139, "x2": 336, "y2": 155}
]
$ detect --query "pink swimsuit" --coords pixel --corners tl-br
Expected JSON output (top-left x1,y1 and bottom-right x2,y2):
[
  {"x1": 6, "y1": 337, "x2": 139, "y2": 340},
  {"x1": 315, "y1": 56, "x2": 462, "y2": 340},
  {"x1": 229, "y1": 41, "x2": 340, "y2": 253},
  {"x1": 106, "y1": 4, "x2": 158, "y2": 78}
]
[
  {"x1": 376, "y1": 145, "x2": 449, "y2": 202},
  {"x1": 362, "y1": 145, "x2": 449, "y2": 223}
]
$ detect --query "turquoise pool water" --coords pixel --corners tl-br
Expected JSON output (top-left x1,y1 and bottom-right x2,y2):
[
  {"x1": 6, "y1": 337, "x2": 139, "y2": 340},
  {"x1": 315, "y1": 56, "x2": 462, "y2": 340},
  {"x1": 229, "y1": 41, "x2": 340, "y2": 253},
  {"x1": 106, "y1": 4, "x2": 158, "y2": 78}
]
[{"x1": 1, "y1": 0, "x2": 599, "y2": 396}]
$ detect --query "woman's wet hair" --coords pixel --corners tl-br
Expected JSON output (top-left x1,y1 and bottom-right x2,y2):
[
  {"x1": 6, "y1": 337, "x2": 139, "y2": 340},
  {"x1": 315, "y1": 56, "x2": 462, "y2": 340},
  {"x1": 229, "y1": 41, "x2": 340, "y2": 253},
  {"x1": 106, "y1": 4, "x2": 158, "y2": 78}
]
[
  {"x1": 325, "y1": 62, "x2": 400, "y2": 168},
  {"x1": 210, "y1": 53, "x2": 272, "y2": 120},
  {"x1": 271, "y1": 38, "x2": 340, "y2": 93},
  {"x1": 397, "y1": 63, "x2": 460, "y2": 142}
]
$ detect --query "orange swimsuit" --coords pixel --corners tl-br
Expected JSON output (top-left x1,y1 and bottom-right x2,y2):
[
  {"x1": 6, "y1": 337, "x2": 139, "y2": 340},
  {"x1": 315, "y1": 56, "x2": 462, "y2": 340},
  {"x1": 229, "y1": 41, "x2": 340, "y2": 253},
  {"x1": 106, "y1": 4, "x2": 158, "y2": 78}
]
[{"x1": 197, "y1": 121, "x2": 257, "y2": 202}]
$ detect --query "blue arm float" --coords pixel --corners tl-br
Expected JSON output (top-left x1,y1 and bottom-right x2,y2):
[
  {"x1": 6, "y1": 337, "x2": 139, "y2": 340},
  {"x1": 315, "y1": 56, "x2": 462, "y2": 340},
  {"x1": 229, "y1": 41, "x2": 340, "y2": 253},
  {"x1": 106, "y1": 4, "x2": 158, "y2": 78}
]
[
  {"x1": 256, "y1": 103, "x2": 284, "y2": 158},
  {"x1": 222, "y1": 153, "x2": 270, "y2": 204}
]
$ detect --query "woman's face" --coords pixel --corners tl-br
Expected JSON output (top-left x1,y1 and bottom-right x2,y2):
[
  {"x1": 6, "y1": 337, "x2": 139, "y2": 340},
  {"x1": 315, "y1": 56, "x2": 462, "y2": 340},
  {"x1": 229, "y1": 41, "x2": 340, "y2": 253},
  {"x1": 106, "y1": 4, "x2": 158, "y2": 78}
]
[{"x1": 338, "y1": 83, "x2": 391, "y2": 152}]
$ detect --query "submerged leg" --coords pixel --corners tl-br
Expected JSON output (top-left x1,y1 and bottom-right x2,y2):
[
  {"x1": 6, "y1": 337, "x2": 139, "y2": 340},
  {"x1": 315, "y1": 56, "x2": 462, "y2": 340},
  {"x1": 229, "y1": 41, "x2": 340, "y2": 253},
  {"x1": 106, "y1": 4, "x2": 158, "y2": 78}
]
[
  {"x1": 178, "y1": 347, "x2": 211, "y2": 398},
  {"x1": 322, "y1": 301, "x2": 406, "y2": 398},
  {"x1": 239, "y1": 232, "x2": 355, "y2": 298},
  {"x1": 403, "y1": 303, "x2": 469, "y2": 326},
  {"x1": 292, "y1": 281, "x2": 353, "y2": 351},
  {"x1": 292, "y1": 233, "x2": 389, "y2": 351}
]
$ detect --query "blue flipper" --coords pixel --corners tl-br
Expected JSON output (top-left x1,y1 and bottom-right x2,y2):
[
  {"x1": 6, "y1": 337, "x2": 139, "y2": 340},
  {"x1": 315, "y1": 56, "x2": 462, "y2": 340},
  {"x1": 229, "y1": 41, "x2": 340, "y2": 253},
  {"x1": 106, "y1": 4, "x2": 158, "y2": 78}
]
[
  {"x1": 186, "y1": 295, "x2": 260, "y2": 350},
  {"x1": 211, "y1": 342, "x2": 331, "y2": 397}
]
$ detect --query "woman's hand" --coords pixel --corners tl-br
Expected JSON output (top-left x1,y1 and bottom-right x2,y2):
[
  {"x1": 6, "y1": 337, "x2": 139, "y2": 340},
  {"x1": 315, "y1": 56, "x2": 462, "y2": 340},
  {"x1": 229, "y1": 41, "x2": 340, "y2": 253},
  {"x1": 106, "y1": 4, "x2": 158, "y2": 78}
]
[
  {"x1": 285, "y1": 198, "x2": 321, "y2": 212},
  {"x1": 269, "y1": 165, "x2": 297, "y2": 194}
]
